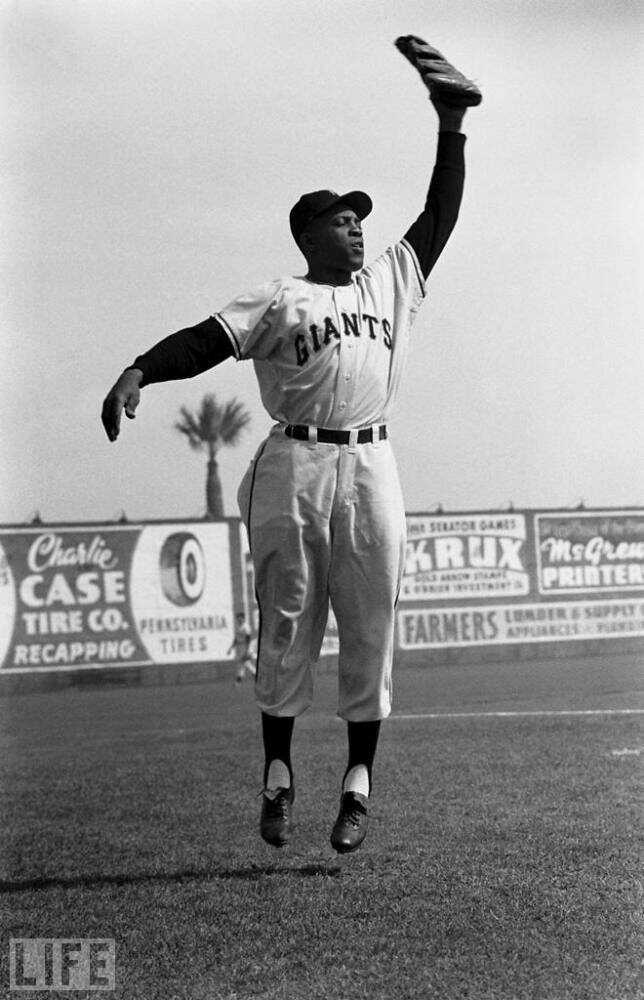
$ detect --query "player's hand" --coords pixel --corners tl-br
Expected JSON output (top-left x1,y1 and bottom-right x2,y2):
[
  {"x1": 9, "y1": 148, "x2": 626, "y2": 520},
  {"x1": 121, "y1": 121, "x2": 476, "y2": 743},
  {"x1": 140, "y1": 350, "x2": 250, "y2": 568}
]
[{"x1": 101, "y1": 368, "x2": 143, "y2": 442}]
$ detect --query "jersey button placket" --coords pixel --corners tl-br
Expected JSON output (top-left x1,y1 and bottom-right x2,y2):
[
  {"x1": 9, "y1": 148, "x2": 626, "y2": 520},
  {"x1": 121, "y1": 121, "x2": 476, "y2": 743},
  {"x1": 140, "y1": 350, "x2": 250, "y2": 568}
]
[{"x1": 333, "y1": 287, "x2": 358, "y2": 425}]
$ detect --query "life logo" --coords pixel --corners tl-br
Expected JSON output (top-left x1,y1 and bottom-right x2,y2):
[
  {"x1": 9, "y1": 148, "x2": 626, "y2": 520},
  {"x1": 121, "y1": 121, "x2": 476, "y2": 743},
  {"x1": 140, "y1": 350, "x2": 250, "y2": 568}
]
[{"x1": 159, "y1": 533, "x2": 206, "y2": 607}]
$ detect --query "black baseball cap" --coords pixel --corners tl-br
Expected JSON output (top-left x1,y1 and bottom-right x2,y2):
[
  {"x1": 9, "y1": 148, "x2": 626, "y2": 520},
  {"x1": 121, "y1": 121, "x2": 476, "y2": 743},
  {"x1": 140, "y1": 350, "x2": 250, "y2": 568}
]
[{"x1": 289, "y1": 189, "x2": 373, "y2": 245}]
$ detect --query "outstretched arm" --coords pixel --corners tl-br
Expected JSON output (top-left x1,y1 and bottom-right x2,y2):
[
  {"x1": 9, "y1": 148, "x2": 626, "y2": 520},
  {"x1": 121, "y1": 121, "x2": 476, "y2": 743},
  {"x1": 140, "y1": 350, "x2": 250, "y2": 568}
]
[
  {"x1": 395, "y1": 36, "x2": 481, "y2": 279},
  {"x1": 404, "y1": 102, "x2": 466, "y2": 279},
  {"x1": 101, "y1": 316, "x2": 233, "y2": 441},
  {"x1": 130, "y1": 316, "x2": 233, "y2": 386}
]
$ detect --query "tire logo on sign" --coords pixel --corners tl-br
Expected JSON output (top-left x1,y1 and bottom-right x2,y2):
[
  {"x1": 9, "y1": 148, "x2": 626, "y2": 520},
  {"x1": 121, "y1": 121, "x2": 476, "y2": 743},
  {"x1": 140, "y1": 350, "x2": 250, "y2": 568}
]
[{"x1": 159, "y1": 533, "x2": 206, "y2": 606}]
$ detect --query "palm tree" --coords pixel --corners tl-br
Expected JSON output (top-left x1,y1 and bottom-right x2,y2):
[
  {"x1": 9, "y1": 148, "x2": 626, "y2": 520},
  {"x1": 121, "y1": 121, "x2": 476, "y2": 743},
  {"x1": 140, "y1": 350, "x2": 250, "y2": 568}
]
[{"x1": 175, "y1": 393, "x2": 251, "y2": 518}]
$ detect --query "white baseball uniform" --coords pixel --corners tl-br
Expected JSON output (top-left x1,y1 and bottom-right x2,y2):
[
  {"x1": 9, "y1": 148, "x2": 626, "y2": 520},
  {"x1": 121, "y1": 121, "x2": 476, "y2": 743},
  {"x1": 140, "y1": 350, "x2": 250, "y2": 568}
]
[
  {"x1": 216, "y1": 238, "x2": 425, "y2": 721},
  {"x1": 126, "y1": 129, "x2": 465, "y2": 723}
]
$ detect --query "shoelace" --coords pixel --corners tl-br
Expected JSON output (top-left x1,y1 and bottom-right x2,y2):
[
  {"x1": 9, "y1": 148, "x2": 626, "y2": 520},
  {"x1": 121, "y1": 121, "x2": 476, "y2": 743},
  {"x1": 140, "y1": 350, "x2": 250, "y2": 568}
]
[
  {"x1": 341, "y1": 798, "x2": 367, "y2": 828},
  {"x1": 262, "y1": 790, "x2": 291, "y2": 819},
  {"x1": 267, "y1": 798, "x2": 289, "y2": 819}
]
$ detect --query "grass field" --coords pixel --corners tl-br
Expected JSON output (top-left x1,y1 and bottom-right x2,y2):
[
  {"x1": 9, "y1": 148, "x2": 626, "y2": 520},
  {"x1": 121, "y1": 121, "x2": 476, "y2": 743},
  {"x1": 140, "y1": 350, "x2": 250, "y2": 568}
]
[{"x1": 0, "y1": 651, "x2": 642, "y2": 1000}]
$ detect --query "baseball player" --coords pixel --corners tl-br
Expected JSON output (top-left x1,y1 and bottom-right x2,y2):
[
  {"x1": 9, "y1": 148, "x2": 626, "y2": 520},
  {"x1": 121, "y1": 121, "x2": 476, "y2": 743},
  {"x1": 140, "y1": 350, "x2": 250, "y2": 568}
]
[
  {"x1": 228, "y1": 611, "x2": 256, "y2": 684},
  {"x1": 101, "y1": 37, "x2": 481, "y2": 853}
]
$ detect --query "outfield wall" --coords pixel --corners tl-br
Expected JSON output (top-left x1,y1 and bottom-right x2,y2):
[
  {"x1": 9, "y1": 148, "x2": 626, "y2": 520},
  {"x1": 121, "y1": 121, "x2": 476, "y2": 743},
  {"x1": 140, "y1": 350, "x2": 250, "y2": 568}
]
[
  {"x1": 398, "y1": 509, "x2": 643, "y2": 667},
  {"x1": 1, "y1": 507, "x2": 642, "y2": 693}
]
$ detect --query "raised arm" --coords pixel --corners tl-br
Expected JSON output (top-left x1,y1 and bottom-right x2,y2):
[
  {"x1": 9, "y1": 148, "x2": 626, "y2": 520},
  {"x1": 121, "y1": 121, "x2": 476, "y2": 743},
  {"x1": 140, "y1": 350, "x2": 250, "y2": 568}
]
[
  {"x1": 101, "y1": 316, "x2": 233, "y2": 441},
  {"x1": 404, "y1": 109, "x2": 466, "y2": 279},
  {"x1": 395, "y1": 36, "x2": 481, "y2": 279}
]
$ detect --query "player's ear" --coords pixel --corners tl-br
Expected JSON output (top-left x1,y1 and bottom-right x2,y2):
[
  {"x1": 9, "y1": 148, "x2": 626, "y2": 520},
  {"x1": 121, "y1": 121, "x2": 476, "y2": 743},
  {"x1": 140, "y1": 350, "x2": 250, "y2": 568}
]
[{"x1": 299, "y1": 229, "x2": 316, "y2": 255}]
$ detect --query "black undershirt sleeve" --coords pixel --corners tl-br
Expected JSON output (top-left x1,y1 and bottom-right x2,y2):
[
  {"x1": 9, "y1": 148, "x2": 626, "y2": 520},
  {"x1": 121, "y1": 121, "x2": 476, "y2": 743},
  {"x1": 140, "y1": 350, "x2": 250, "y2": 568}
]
[
  {"x1": 404, "y1": 131, "x2": 466, "y2": 280},
  {"x1": 128, "y1": 316, "x2": 234, "y2": 387}
]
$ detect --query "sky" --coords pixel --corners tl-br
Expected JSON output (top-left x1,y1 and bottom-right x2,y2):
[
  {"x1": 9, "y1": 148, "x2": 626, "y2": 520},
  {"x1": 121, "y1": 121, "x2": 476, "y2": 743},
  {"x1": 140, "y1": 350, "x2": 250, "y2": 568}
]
[{"x1": 1, "y1": 0, "x2": 643, "y2": 524}]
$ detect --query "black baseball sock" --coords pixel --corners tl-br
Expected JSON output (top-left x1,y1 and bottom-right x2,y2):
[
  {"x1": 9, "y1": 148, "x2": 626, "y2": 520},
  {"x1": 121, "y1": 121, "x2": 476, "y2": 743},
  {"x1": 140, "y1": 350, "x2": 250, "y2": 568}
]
[
  {"x1": 261, "y1": 712, "x2": 295, "y2": 787},
  {"x1": 344, "y1": 720, "x2": 381, "y2": 796}
]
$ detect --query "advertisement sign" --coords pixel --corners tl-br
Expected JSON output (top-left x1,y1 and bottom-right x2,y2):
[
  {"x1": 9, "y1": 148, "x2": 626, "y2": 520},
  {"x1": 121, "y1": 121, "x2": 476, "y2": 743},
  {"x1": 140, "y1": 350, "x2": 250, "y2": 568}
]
[
  {"x1": 0, "y1": 528, "x2": 149, "y2": 670},
  {"x1": 130, "y1": 524, "x2": 233, "y2": 663},
  {"x1": 403, "y1": 513, "x2": 529, "y2": 601},
  {"x1": 398, "y1": 597, "x2": 644, "y2": 649},
  {"x1": 536, "y1": 512, "x2": 644, "y2": 594},
  {"x1": 0, "y1": 524, "x2": 234, "y2": 670},
  {"x1": 3, "y1": 508, "x2": 642, "y2": 671}
]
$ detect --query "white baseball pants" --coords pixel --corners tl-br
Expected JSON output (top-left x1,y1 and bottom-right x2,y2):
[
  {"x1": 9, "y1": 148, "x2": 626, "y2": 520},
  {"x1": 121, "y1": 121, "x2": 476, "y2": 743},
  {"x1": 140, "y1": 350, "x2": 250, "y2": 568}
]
[{"x1": 237, "y1": 425, "x2": 406, "y2": 721}]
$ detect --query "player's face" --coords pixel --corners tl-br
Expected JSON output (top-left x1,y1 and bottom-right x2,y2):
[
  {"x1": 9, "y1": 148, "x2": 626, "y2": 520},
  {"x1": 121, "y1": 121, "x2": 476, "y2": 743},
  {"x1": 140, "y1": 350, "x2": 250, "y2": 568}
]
[{"x1": 305, "y1": 205, "x2": 364, "y2": 271}]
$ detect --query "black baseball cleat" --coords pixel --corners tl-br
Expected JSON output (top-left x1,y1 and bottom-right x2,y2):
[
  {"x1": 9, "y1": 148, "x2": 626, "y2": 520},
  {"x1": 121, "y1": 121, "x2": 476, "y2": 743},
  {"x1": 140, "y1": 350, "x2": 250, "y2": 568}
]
[
  {"x1": 330, "y1": 791, "x2": 369, "y2": 854},
  {"x1": 260, "y1": 785, "x2": 295, "y2": 847}
]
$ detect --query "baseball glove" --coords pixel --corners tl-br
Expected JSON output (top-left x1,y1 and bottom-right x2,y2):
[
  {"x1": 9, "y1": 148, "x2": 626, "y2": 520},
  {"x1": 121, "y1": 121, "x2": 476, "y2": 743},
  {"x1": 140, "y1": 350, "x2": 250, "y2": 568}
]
[{"x1": 394, "y1": 36, "x2": 482, "y2": 108}]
